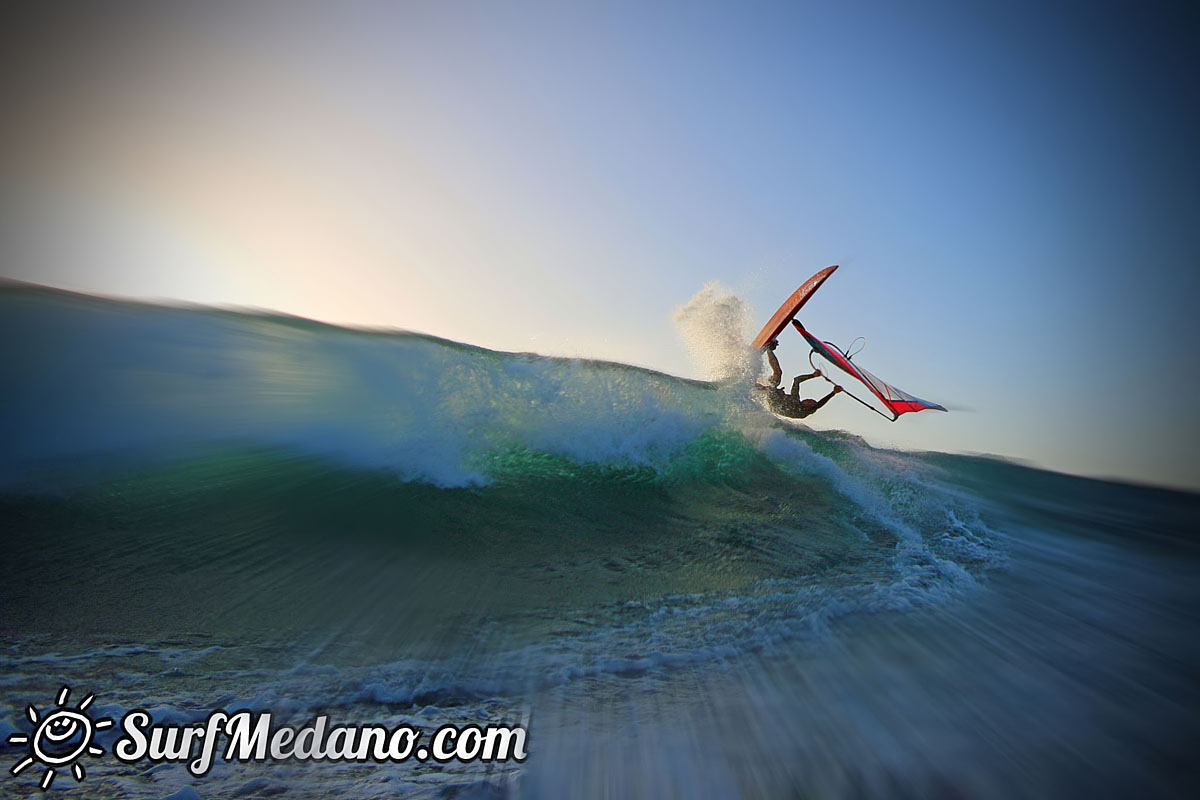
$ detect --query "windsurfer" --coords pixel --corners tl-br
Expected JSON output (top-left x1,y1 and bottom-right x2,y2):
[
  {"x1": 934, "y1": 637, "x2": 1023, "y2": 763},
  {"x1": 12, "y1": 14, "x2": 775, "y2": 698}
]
[{"x1": 754, "y1": 340, "x2": 842, "y2": 419}]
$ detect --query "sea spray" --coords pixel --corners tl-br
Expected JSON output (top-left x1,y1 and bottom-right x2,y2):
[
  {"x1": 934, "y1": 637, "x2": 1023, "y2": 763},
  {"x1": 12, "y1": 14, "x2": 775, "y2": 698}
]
[{"x1": 673, "y1": 282, "x2": 759, "y2": 383}]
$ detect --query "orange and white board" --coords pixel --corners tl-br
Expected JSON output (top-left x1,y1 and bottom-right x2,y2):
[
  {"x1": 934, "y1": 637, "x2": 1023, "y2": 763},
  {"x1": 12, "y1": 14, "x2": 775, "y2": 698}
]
[{"x1": 751, "y1": 265, "x2": 838, "y2": 349}]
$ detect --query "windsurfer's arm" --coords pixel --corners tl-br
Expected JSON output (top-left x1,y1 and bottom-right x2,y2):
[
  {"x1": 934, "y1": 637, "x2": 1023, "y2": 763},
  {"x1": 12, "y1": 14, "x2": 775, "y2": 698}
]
[
  {"x1": 789, "y1": 371, "x2": 822, "y2": 395},
  {"x1": 764, "y1": 347, "x2": 783, "y2": 388},
  {"x1": 810, "y1": 385, "x2": 843, "y2": 411}
]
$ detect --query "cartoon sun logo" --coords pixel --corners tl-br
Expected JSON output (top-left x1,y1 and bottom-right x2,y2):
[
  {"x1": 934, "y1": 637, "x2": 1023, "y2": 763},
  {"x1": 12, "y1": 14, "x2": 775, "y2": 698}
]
[{"x1": 8, "y1": 685, "x2": 113, "y2": 790}]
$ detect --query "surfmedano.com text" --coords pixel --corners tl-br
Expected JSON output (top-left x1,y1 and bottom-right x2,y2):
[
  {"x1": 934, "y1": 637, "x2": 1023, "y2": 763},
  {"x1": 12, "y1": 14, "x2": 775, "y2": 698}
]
[{"x1": 114, "y1": 710, "x2": 528, "y2": 776}]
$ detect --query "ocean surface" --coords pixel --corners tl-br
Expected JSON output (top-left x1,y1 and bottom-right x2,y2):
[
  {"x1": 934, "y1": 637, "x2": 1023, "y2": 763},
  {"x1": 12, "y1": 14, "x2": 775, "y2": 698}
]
[{"x1": 1, "y1": 285, "x2": 1197, "y2": 799}]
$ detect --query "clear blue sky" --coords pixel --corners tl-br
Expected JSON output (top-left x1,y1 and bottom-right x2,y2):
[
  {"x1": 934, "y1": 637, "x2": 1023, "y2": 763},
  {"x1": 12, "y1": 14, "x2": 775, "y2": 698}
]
[{"x1": 1, "y1": 1, "x2": 1197, "y2": 490}]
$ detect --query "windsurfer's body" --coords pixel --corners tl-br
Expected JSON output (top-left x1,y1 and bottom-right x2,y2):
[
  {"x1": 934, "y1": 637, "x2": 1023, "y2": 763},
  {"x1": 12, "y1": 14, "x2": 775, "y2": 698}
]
[{"x1": 754, "y1": 340, "x2": 841, "y2": 419}]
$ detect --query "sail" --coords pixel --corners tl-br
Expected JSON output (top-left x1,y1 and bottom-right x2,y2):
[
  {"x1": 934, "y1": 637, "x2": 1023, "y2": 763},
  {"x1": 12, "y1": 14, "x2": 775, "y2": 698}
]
[{"x1": 791, "y1": 320, "x2": 946, "y2": 419}]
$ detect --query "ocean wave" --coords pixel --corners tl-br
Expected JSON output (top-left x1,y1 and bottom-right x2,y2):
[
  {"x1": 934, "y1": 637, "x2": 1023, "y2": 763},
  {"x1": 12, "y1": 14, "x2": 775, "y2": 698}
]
[
  {"x1": 1, "y1": 285, "x2": 742, "y2": 489},
  {"x1": 0, "y1": 285, "x2": 1005, "y2": 670}
]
